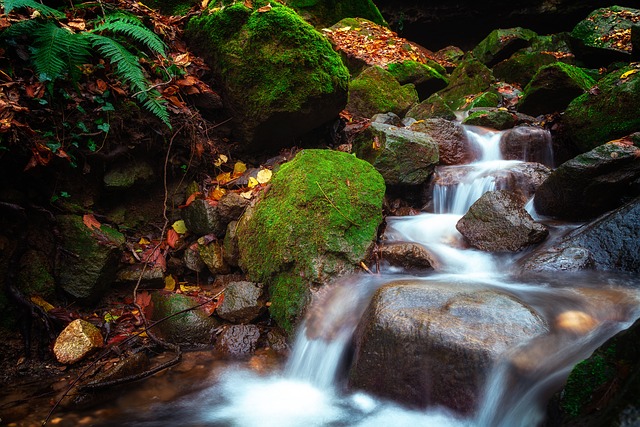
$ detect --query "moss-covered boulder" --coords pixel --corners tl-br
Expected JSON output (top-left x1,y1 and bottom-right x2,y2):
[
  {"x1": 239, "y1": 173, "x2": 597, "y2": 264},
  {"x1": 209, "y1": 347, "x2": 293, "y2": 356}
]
[
  {"x1": 405, "y1": 93, "x2": 457, "y2": 121},
  {"x1": 287, "y1": 0, "x2": 386, "y2": 28},
  {"x1": 492, "y1": 52, "x2": 559, "y2": 88},
  {"x1": 387, "y1": 60, "x2": 448, "y2": 101},
  {"x1": 431, "y1": 59, "x2": 496, "y2": 111},
  {"x1": 570, "y1": 6, "x2": 640, "y2": 67},
  {"x1": 562, "y1": 65, "x2": 640, "y2": 152},
  {"x1": 462, "y1": 108, "x2": 517, "y2": 130},
  {"x1": 352, "y1": 122, "x2": 439, "y2": 186},
  {"x1": 185, "y1": 1, "x2": 349, "y2": 152},
  {"x1": 346, "y1": 66, "x2": 418, "y2": 118},
  {"x1": 472, "y1": 27, "x2": 538, "y2": 67},
  {"x1": 237, "y1": 149, "x2": 385, "y2": 332},
  {"x1": 149, "y1": 292, "x2": 220, "y2": 345},
  {"x1": 55, "y1": 215, "x2": 124, "y2": 303},
  {"x1": 518, "y1": 62, "x2": 596, "y2": 117},
  {"x1": 142, "y1": 0, "x2": 197, "y2": 15},
  {"x1": 533, "y1": 138, "x2": 640, "y2": 221}
]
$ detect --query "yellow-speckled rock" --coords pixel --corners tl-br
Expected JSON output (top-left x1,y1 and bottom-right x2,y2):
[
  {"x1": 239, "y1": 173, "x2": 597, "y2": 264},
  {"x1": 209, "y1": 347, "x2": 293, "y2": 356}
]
[{"x1": 53, "y1": 319, "x2": 103, "y2": 364}]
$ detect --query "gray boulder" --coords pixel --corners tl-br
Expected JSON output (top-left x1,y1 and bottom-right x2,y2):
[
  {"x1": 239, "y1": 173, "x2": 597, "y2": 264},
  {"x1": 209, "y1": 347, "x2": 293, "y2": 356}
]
[
  {"x1": 349, "y1": 280, "x2": 548, "y2": 414},
  {"x1": 216, "y1": 281, "x2": 266, "y2": 323}
]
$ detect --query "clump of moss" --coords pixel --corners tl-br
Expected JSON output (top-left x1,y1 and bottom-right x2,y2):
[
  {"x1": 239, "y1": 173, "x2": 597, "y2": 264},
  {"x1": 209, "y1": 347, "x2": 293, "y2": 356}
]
[
  {"x1": 347, "y1": 66, "x2": 418, "y2": 118},
  {"x1": 286, "y1": 0, "x2": 386, "y2": 28},
  {"x1": 142, "y1": 0, "x2": 197, "y2": 15},
  {"x1": 433, "y1": 58, "x2": 495, "y2": 111},
  {"x1": 237, "y1": 149, "x2": 385, "y2": 332}
]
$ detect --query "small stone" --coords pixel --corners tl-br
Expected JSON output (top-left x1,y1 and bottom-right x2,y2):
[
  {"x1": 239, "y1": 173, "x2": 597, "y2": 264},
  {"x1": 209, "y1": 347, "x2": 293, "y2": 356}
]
[
  {"x1": 215, "y1": 324, "x2": 260, "y2": 356},
  {"x1": 216, "y1": 281, "x2": 265, "y2": 323},
  {"x1": 53, "y1": 319, "x2": 103, "y2": 364},
  {"x1": 199, "y1": 240, "x2": 230, "y2": 275}
]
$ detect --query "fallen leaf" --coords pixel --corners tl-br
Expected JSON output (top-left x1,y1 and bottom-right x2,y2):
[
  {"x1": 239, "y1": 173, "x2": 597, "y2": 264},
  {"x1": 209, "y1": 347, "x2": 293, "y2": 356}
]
[
  {"x1": 83, "y1": 214, "x2": 101, "y2": 230},
  {"x1": 136, "y1": 291, "x2": 152, "y2": 310},
  {"x1": 164, "y1": 275, "x2": 176, "y2": 291},
  {"x1": 256, "y1": 168, "x2": 272, "y2": 184},
  {"x1": 216, "y1": 171, "x2": 232, "y2": 185},
  {"x1": 180, "y1": 191, "x2": 201, "y2": 208},
  {"x1": 244, "y1": 0, "x2": 253, "y2": 8},
  {"x1": 172, "y1": 220, "x2": 188, "y2": 234},
  {"x1": 240, "y1": 190, "x2": 253, "y2": 199},
  {"x1": 232, "y1": 161, "x2": 247, "y2": 177},
  {"x1": 139, "y1": 237, "x2": 151, "y2": 245},
  {"x1": 30, "y1": 295, "x2": 54, "y2": 312},
  {"x1": 166, "y1": 229, "x2": 180, "y2": 248},
  {"x1": 257, "y1": 3, "x2": 271, "y2": 12},
  {"x1": 214, "y1": 154, "x2": 228, "y2": 167},
  {"x1": 180, "y1": 283, "x2": 201, "y2": 293},
  {"x1": 620, "y1": 69, "x2": 638, "y2": 79},
  {"x1": 247, "y1": 177, "x2": 259, "y2": 188}
]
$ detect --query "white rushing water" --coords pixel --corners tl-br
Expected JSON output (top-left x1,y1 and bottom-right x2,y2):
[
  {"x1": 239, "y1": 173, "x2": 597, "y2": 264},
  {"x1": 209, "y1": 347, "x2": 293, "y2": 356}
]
[{"x1": 118, "y1": 126, "x2": 640, "y2": 427}]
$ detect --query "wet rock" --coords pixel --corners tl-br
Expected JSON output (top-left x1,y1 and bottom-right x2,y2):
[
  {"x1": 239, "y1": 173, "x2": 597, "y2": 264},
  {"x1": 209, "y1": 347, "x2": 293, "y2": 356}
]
[
  {"x1": 222, "y1": 220, "x2": 240, "y2": 267},
  {"x1": 216, "y1": 281, "x2": 265, "y2": 323},
  {"x1": 379, "y1": 242, "x2": 436, "y2": 271},
  {"x1": 372, "y1": 112, "x2": 403, "y2": 127},
  {"x1": 217, "y1": 192, "x2": 249, "y2": 225},
  {"x1": 462, "y1": 108, "x2": 516, "y2": 130},
  {"x1": 405, "y1": 93, "x2": 457, "y2": 121},
  {"x1": 198, "y1": 239, "x2": 230, "y2": 275},
  {"x1": 54, "y1": 319, "x2": 104, "y2": 364},
  {"x1": 500, "y1": 125, "x2": 555, "y2": 166},
  {"x1": 55, "y1": 215, "x2": 124, "y2": 303},
  {"x1": 346, "y1": 66, "x2": 418, "y2": 118},
  {"x1": 408, "y1": 118, "x2": 479, "y2": 165},
  {"x1": 349, "y1": 280, "x2": 548, "y2": 414},
  {"x1": 569, "y1": 6, "x2": 638, "y2": 67},
  {"x1": 493, "y1": 51, "x2": 559, "y2": 88},
  {"x1": 116, "y1": 264, "x2": 164, "y2": 287},
  {"x1": 237, "y1": 150, "x2": 385, "y2": 333},
  {"x1": 472, "y1": 27, "x2": 538, "y2": 67},
  {"x1": 183, "y1": 243, "x2": 206, "y2": 272},
  {"x1": 149, "y1": 292, "x2": 220, "y2": 346},
  {"x1": 214, "y1": 324, "x2": 260, "y2": 356},
  {"x1": 265, "y1": 328, "x2": 289, "y2": 353},
  {"x1": 181, "y1": 199, "x2": 224, "y2": 236},
  {"x1": 352, "y1": 121, "x2": 439, "y2": 186},
  {"x1": 387, "y1": 60, "x2": 449, "y2": 101},
  {"x1": 520, "y1": 247, "x2": 595, "y2": 272},
  {"x1": 562, "y1": 65, "x2": 640, "y2": 152},
  {"x1": 533, "y1": 139, "x2": 640, "y2": 220},
  {"x1": 456, "y1": 190, "x2": 548, "y2": 252},
  {"x1": 518, "y1": 62, "x2": 595, "y2": 117},
  {"x1": 103, "y1": 160, "x2": 154, "y2": 190},
  {"x1": 85, "y1": 352, "x2": 150, "y2": 386},
  {"x1": 526, "y1": 197, "x2": 640, "y2": 274},
  {"x1": 429, "y1": 58, "x2": 495, "y2": 111},
  {"x1": 185, "y1": 2, "x2": 349, "y2": 152}
]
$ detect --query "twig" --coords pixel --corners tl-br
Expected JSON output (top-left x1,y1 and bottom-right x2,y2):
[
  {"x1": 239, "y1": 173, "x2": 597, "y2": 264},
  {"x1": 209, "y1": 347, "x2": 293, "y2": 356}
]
[
  {"x1": 359, "y1": 261, "x2": 374, "y2": 275},
  {"x1": 315, "y1": 181, "x2": 360, "y2": 227}
]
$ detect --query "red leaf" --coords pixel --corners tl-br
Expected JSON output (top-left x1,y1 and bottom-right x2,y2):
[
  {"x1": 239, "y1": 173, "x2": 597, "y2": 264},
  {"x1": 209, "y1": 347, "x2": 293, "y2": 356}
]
[
  {"x1": 83, "y1": 213, "x2": 101, "y2": 230},
  {"x1": 179, "y1": 192, "x2": 201, "y2": 208},
  {"x1": 136, "y1": 291, "x2": 152, "y2": 310},
  {"x1": 166, "y1": 229, "x2": 179, "y2": 249}
]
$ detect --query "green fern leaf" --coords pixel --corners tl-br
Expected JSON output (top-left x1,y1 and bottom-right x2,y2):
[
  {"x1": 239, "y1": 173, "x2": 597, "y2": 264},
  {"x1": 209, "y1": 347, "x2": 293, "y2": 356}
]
[
  {"x1": 2, "y1": 0, "x2": 65, "y2": 18},
  {"x1": 0, "y1": 17, "x2": 39, "y2": 38},
  {"x1": 93, "y1": 18, "x2": 166, "y2": 57},
  {"x1": 87, "y1": 33, "x2": 170, "y2": 128},
  {"x1": 32, "y1": 22, "x2": 85, "y2": 82}
]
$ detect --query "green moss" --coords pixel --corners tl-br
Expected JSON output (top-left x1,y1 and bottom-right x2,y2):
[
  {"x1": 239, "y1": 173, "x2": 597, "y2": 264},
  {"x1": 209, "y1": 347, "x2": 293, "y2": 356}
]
[
  {"x1": 562, "y1": 346, "x2": 617, "y2": 417},
  {"x1": 347, "y1": 66, "x2": 418, "y2": 118},
  {"x1": 463, "y1": 109, "x2": 515, "y2": 130},
  {"x1": 493, "y1": 52, "x2": 558, "y2": 87},
  {"x1": 268, "y1": 274, "x2": 309, "y2": 333},
  {"x1": 286, "y1": 0, "x2": 386, "y2": 28},
  {"x1": 237, "y1": 149, "x2": 385, "y2": 332},
  {"x1": 387, "y1": 60, "x2": 448, "y2": 85},
  {"x1": 17, "y1": 250, "x2": 55, "y2": 299},
  {"x1": 571, "y1": 6, "x2": 640, "y2": 51},
  {"x1": 563, "y1": 65, "x2": 640, "y2": 152},
  {"x1": 472, "y1": 27, "x2": 537, "y2": 66},
  {"x1": 142, "y1": 0, "x2": 197, "y2": 15},
  {"x1": 434, "y1": 58, "x2": 495, "y2": 111},
  {"x1": 186, "y1": 1, "x2": 349, "y2": 146}
]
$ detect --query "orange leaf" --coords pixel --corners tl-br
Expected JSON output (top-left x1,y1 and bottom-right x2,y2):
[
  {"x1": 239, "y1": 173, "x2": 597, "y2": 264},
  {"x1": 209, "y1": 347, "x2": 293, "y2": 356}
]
[
  {"x1": 166, "y1": 229, "x2": 180, "y2": 248},
  {"x1": 136, "y1": 291, "x2": 152, "y2": 309},
  {"x1": 216, "y1": 171, "x2": 232, "y2": 185},
  {"x1": 83, "y1": 214, "x2": 101, "y2": 230},
  {"x1": 180, "y1": 191, "x2": 201, "y2": 208},
  {"x1": 257, "y1": 3, "x2": 271, "y2": 12},
  {"x1": 209, "y1": 186, "x2": 226, "y2": 201}
]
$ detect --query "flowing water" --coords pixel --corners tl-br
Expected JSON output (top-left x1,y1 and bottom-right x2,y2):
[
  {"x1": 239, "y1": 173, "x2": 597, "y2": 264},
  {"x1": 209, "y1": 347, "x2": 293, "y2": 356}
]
[{"x1": 11, "y1": 126, "x2": 638, "y2": 426}]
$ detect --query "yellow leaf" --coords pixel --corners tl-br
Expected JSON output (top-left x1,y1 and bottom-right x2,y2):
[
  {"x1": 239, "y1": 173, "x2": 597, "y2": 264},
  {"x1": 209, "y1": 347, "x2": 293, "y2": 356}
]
[
  {"x1": 217, "y1": 171, "x2": 232, "y2": 184},
  {"x1": 256, "y1": 168, "x2": 272, "y2": 184},
  {"x1": 233, "y1": 161, "x2": 247, "y2": 177},
  {"x1": 138, "y1": 237, "x2": 151, "y2": 245},
  {"x1": 30, "y1": 295, "x2": 54, "y2": 312},
  {"x1": 210, "y1": 186, "x2": 227, "y2": 201},
  {"x1": 180, "y1": 283, "x2": 201, "y2": 293},
  {"x1": 104, "y1": 312, "x2": 120, "y2": 322},
  {"x1": 214, "y1": 154, "x2": 228, "y2": 167},
  {"x1": 247, "y1": 177, "x2": 259, "y2": 188},
  {"x1": 240, "y1": 190, "x2": 253, "y2": 199},
  {"x1": 164, "y1": 275, "x2": 176, "y2": 291},
  {"x1": 621, "y1": 69, "x2": 638, "y2": 79},
  {"x1": 172, "y1": 220, "x2": 188, "y2": 234},
  {"x1": 139, "y1": 331, "x2": 148, "y2": 338}
]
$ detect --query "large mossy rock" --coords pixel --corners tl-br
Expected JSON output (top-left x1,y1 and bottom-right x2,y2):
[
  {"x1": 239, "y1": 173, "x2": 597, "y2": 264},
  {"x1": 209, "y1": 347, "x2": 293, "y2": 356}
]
[
  {"x1": 237, "y1": 149, "x2": 385, "y2": 332},
  {"x1": 562, "y1": 65, "x2": 640, "y2": 153},
  {"x1": 149, "y1": 292, "x2": 220, "y2": 345},
  {"x1": 492, "y1": 51, "x2": 559, "y2": 88},
  {"x1": 185, "y1": 1, "x2": 349, "y2": 152},
  {"x1": 534, "y1": 138, "x2": 640, "y2": 221},
  {"x1": 287, "y1": 0, "x2": 386, "y2": 28},
  {"x1": 472, "y1": 27, "x2": 538, "y2": 67},
  {"x1": 387, "y1": 60, "x2": 449, "y2": 101},
  {"x1": 518, "y1": 62, "x2": 596, "y2": 116},
  {"x1": 55, "y1": 215, "x2": 124, "y2": 303},
  {"x1": 352, "y1": 121, "x2": 439, "y2": 186},
  {"x1": 570, "y1": 6, "x2": 639, "y2": 66},
  {"x1": 349, "y1": 280, "x2": 548, "y2": 414},
  {"x1": 429, "y1": 58, "x2": 496, "y2": 111},
  {"x1": 346, "y1": 66, "x2": 418, "y2": 118}
]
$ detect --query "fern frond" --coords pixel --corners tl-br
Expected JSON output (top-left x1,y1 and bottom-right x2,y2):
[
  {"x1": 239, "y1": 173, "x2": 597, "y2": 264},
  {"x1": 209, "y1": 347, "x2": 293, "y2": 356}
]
[
  {"x1": 87, "y1": 33, "x2": 170, "y2": 127},
  {"x1": 32, "y1": 22, "x2": 89, "y2": 82},
  {"x1": 2, "y1": 0, "x2": 65, "y2": 18},
  {"x1": 0, "y1": 17, "x2": 39, "y2": 38},
  {"x1": 92, "y1": 14, "x2": 166, "y2": 57}
]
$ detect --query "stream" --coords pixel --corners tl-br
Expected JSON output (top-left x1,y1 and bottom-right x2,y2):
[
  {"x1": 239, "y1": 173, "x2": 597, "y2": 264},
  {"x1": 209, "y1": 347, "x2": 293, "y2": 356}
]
[{"x1": 6, "y1": 126, "x2": 640, "y2": 426}]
